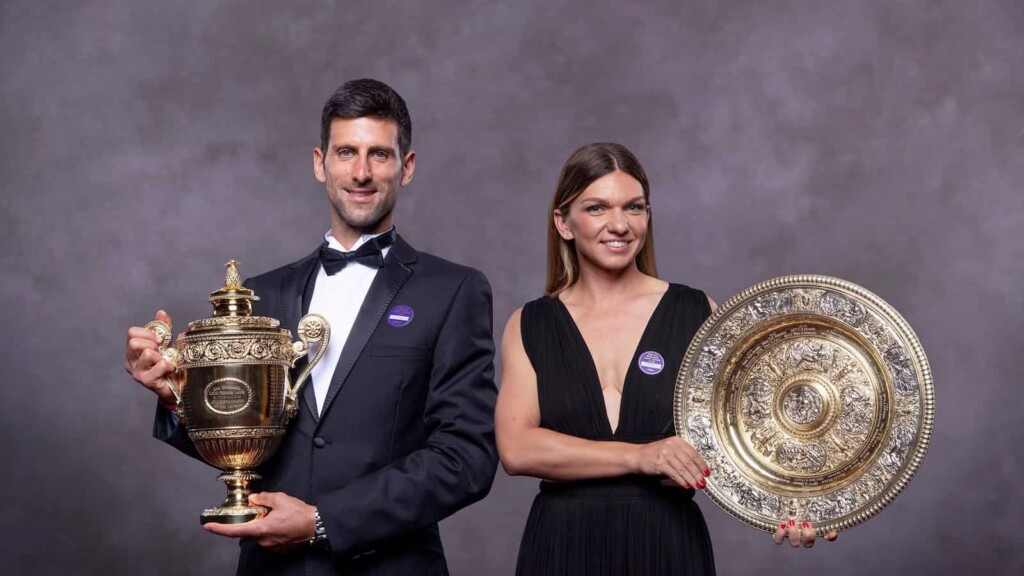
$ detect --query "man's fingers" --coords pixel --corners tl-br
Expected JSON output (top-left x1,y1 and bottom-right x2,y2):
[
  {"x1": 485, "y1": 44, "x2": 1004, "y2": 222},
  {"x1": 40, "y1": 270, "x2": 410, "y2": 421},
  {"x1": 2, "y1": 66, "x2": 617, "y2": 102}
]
[
  {"x1": 135, "y1": 348, "x2": 166, "y2": 375},
  {"x1": 155, "y1": 309, "x2": 173, "y2": 327},
  {"x1": 205, "y1": 521, "x2": 261, "y2": 539},
  {"x1": 127, "y1": 336, "x2": 160, "y2": 363},
  {"x1": 248, "y1": 492, "x2": 277, "y2": 507},
  {"x1": 128, "y1": 326, "x2": 162, "y2": 344}
]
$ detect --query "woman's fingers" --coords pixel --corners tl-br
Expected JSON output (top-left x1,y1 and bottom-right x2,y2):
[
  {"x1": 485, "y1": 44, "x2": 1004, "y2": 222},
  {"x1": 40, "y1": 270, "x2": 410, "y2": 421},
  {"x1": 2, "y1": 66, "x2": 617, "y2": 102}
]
[
  {"x1": 800, "y1": 522, "x2": 815, "y2": 548},
  {"x1": 787, "y1": 520, "x2": 801, "y2": 547},
  {"x1": 773, "y1": 523, "x2": 787, "y2": 545}
]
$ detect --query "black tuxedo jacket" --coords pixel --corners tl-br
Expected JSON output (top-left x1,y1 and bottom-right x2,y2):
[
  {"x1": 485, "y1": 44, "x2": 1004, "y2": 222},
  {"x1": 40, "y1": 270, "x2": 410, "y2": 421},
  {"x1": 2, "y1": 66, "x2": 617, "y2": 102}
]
[{"x1": 155, "y1": 235, "x2": 498, "y2": 575}]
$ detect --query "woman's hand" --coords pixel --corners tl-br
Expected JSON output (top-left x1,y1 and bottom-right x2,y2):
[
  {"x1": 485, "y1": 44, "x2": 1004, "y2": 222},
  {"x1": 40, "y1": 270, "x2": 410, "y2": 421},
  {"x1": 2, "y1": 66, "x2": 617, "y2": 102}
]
[
  {"x1": 772, "y1": 519, "x2": 839, "y2": 548},
  {"x1": 631, "y1": 436, "x2": 711, "y2": 489}
]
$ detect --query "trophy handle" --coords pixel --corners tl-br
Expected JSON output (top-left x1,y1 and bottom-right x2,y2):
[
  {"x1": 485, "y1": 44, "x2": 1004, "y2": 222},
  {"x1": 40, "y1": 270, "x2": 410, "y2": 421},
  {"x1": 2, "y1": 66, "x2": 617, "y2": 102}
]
[
  {"x1": 286, "y1": 314, "x2": 330, "y2": 417},
  {"x1": 143, "y1": 319, "x2": 183, "y2": 405}
]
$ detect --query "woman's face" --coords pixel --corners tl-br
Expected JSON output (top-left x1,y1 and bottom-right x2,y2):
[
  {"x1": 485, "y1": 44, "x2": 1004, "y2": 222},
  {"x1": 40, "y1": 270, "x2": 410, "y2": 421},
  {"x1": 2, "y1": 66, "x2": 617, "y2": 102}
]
[{"x1": 554, "y1": 170, "x2": 649, "y2": 273}]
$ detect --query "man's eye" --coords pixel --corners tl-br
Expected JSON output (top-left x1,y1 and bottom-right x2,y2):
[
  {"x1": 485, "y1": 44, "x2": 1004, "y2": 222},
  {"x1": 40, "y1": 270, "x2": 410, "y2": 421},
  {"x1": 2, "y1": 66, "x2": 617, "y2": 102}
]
[
  {"x1": 338, "y1": 149, "x2": 353, "y2": 158},
  {"x1": 372, "y1": 151, "x2": 389, "y2": 160}
]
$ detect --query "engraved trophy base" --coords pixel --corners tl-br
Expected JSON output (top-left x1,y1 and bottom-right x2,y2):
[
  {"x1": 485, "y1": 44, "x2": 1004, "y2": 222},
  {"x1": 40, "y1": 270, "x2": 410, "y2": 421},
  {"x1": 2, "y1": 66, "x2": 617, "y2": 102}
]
[{"x1": 199, "y1": 470, "x2": 268, "y2": 525}]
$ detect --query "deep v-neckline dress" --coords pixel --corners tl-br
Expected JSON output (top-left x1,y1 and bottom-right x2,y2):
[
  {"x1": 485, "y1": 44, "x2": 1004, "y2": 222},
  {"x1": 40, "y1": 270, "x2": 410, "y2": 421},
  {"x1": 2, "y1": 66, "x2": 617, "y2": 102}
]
[{"x1": 515, "y1": 283, "x2": 716, "y2": 576}]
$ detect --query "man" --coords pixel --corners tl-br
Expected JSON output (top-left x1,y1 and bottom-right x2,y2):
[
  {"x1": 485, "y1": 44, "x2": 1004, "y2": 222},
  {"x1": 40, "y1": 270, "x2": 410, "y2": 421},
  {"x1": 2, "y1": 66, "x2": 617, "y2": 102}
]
[{"x1": 125, "y1": 79, "x2": 498, "y2": 575}]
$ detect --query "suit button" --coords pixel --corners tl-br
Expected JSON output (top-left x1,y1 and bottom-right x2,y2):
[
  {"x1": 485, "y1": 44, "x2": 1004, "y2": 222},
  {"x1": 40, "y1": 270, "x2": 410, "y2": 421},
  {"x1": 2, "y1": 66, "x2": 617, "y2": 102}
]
[{"x1": 313, "y1": 437, "x2": 326, "y2": 448}]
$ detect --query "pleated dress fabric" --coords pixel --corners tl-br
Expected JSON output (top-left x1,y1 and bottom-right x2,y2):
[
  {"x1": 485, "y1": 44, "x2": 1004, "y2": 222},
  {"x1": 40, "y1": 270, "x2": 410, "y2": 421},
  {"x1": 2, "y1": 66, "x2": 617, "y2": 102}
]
[{"x1": 515, "y1": 284, "x2": 716, "y2": 576}]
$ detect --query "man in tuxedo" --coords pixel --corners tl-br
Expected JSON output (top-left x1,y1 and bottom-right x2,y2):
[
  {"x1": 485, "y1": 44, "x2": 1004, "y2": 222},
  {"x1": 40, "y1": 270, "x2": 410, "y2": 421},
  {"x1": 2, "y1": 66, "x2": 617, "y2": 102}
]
[{"x1": 125, "y1": 79, "x2": 498, "y2": 575}]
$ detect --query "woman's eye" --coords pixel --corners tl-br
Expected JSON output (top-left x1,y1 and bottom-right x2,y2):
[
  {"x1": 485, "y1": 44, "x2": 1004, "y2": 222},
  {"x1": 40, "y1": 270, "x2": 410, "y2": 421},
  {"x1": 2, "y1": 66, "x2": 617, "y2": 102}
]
[
  {"x1": 627, "y1": 203, "x2": 646, "y2": 213},
  {"x1": 585, "y1": 205, "x2": 604, "y2": 214}
]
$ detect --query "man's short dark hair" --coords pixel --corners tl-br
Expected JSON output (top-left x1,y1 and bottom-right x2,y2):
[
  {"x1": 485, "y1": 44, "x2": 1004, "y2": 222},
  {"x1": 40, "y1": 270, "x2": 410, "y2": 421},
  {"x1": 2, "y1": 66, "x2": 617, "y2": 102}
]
[{"x1": 320, "y1": 79, "x2": 412, "y2": 157}]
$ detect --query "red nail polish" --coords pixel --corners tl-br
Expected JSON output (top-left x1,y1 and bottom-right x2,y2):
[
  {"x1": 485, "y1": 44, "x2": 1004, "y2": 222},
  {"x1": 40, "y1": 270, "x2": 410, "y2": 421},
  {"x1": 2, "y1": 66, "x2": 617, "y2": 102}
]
[
  {"x1": 779, "y1": 523, "x2": 787, "y2": 530},
  {"x1": 789, "y1": 519, "x2": 795, "y2": 527},
  {"x1": 699, "y1": 478, "x2": 707, "y2": 488},
  {"x1": 803, "y1": 522, "x2": 810, "y2": 529},
  {"x1": 703, "y1": 467, "x2": 711, "y2": 476}
]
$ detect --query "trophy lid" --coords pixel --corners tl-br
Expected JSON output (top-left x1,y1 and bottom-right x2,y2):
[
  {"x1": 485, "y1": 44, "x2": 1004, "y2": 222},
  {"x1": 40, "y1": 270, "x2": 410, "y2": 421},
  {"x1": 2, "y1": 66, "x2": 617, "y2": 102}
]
[
  {"x1": 184, "y1": 260, "x2": 281, "y2": 332},
  {"x1": 208, "y1": 260, "x2": 259, "y2": 317}
]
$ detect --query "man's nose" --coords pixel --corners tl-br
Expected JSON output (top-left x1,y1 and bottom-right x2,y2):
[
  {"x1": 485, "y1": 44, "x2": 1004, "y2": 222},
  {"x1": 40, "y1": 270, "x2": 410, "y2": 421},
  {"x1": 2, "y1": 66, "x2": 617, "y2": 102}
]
[{"x1": 353, "y1": 156, "x2": 372, "y2": 183}]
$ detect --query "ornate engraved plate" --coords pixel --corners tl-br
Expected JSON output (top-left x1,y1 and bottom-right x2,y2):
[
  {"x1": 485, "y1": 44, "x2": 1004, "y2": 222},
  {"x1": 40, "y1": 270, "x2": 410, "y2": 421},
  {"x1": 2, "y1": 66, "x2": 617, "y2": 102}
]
[{"x1": 674, "y1": 275, "x2": 934, "y2": 534}]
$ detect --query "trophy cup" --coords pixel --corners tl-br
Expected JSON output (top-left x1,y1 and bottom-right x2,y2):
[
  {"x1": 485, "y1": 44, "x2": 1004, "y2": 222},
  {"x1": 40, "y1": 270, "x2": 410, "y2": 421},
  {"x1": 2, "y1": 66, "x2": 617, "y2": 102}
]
[{"x1": 145, "y1": 260, "x2": 329, "y2": 524}]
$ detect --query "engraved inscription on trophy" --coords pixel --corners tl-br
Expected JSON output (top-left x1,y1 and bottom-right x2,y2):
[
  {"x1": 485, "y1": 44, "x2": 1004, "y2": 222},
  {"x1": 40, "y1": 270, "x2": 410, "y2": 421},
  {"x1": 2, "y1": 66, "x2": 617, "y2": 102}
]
[{"x1": 204, "y1": 378, "x2": 253, "y2": 415}]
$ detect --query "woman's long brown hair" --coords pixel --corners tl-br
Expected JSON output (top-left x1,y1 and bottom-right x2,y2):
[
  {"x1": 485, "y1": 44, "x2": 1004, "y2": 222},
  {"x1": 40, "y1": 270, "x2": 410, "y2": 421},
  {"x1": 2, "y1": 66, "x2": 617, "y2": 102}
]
[{"x1": 545, "y1": 142, "x2": 658, "y2": 295}]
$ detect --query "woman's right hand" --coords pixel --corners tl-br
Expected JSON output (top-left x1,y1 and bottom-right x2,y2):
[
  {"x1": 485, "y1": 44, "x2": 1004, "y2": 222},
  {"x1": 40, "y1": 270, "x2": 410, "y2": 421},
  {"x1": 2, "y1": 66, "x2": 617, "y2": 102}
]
[{"x1": 632, "y1": 436, "x2": 711, "y2": 489}]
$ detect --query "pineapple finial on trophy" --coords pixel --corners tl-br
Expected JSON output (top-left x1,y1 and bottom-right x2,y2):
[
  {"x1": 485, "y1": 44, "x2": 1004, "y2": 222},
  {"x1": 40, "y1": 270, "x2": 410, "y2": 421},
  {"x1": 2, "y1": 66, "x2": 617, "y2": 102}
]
[
  {"x1": 208, "y1": 260, "x2": 258, "y2": 317},
  {"x1": 225, "y1": 259, "x2": 242, "y2": 289}
]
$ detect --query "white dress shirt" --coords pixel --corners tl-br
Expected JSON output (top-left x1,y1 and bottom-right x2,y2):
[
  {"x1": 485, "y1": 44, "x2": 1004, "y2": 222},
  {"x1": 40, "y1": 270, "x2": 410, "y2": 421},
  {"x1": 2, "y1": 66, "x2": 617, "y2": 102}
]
[{"x1": 308, "y1": 229, "x2": 392, "y2": 415}]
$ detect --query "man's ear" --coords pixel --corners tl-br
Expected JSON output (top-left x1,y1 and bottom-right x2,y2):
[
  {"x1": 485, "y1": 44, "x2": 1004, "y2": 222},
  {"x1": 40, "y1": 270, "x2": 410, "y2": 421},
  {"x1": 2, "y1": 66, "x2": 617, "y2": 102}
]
[
  {"x1": 553, "y1": 208, "x2": 574, "y2": 241},
  {"x1": 313, "y1": 148, "x2": 327, "y2": 183},
  {"x1": 400, "y1": 150, "x2": 416, "y2": 186}
]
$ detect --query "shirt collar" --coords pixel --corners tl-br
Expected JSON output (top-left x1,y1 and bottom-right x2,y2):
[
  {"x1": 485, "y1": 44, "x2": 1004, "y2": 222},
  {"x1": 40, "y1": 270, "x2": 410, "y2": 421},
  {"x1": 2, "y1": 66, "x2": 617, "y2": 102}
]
[{"x1": 324, "y1": 227, "x2": 394, "y2": 253}]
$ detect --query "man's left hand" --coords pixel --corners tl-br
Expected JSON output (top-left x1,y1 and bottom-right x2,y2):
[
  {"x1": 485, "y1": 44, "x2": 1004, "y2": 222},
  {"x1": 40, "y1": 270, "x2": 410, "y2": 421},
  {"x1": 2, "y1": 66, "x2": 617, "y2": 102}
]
[{"x1": 204, "y1": 492, "x2": 317, "y2": 553}]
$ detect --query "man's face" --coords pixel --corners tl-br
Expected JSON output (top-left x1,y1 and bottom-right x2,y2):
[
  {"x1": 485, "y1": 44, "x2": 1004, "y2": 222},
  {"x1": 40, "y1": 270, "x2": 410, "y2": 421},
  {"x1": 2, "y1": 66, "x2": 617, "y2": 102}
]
[{"x1": 313, "y1": 117, "x2": 415, "y2": 246}]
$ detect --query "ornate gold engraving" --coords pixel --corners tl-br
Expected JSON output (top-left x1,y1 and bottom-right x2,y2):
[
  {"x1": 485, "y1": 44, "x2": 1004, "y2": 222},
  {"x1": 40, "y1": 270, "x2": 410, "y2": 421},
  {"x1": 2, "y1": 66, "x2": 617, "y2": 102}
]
[
  {"x1": 675, "y1": 275, "x2": 934, "y2": 535},
  {"x1": 144, "y1": 260, "x2": 330, "y2": 524}
]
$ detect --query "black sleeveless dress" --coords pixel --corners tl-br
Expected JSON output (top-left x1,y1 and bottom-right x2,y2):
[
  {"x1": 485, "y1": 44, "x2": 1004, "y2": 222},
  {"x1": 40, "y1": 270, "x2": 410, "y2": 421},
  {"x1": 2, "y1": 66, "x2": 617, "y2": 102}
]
[{"x1": 515, "y1": 284, "x2": 716, "y2": 576}]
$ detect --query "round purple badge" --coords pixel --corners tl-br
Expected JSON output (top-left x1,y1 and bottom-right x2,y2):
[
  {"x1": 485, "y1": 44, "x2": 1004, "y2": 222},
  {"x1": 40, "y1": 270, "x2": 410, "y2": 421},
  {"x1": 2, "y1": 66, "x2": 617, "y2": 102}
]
[
  {"x1": 637, "y1": 351, "x2": 665, "y2": 375},
  {"x1": 387, "y1": 305, "x2": 414, "y2": 327}
]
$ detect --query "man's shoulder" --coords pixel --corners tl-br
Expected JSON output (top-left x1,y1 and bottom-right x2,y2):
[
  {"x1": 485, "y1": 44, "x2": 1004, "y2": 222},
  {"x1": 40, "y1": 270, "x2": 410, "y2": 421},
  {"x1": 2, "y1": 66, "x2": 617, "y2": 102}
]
[
  {"x1": 243, "y1": 250, "x2": 318, "y2": 291},
  {"x1": 410, "y1": 249, "x2": 489, "y2": 289}
]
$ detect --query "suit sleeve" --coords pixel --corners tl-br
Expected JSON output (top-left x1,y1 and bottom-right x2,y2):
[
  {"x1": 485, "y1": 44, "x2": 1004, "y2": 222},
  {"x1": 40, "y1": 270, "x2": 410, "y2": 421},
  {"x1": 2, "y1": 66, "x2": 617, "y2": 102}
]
[{"x1": 317, "y1": 268, "x2": 499, "y2": 560}]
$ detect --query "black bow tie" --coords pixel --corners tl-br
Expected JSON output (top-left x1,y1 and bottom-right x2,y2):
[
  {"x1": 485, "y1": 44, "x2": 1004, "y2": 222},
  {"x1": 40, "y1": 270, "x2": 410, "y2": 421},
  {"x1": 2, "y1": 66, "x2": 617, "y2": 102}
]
[{"x1": 318, "y1": 229, "x2": 396, "y2": 275}]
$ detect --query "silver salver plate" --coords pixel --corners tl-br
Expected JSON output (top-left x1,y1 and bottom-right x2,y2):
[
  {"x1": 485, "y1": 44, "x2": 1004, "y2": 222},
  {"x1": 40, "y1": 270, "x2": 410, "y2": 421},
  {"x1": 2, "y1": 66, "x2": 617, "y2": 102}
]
[{"x1": 674, "y1": 275, "x2": 934, "y2": 534}]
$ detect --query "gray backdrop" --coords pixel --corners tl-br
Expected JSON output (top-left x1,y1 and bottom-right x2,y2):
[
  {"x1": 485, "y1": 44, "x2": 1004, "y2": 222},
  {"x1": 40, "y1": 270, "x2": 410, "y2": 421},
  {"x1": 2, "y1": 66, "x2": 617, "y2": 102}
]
[{"x1": 2, "y1": 1, "x2": 1022, "y2": 574}]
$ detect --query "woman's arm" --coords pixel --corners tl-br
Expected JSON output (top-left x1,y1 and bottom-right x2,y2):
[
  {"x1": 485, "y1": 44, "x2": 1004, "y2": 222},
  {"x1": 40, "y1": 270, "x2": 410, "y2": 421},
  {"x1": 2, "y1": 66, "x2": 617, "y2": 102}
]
[{"x1": 495, "y1": 308, "x2": 708, "y2": 486}]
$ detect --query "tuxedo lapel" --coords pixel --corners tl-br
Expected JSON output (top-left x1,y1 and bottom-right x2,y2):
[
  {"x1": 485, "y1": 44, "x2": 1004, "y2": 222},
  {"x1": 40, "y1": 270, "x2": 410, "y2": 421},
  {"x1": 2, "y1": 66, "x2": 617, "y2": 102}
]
[
  {"x1": 317, "y1": 235, "x2": 418, "y2": 423},
  {"x1": 276, "y1": 249, "x2": 320, "y2": 421}
]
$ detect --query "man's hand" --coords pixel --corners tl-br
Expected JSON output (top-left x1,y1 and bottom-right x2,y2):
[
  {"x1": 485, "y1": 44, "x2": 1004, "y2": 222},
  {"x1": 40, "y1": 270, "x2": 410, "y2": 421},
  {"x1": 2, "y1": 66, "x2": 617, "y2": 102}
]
[
  {"x1": 772, "y1": 519, "x2": 839, "y2": 548},
  {"x1": 124, "y1": 310, "x2": 179, "y2": 405},
  {"x1": 204, "y1": 492, "x2": 317, "y2": 553}
]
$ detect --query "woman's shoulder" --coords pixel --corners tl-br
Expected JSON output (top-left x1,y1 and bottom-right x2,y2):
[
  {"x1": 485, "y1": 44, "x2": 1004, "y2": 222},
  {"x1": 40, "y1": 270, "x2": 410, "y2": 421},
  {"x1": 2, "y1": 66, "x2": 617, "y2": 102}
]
[
  {"x1": 666, "y1": 282, "x2": 716, "y2": 311},
  {"x1": 505, "y1": 295, "x2": 560, "y2": 331}
]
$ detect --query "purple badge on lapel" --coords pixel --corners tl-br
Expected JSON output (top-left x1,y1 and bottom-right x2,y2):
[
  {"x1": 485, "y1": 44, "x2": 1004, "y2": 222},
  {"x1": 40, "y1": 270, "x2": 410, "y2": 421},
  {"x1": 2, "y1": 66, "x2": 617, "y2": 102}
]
[
  {"x1": 387, "y1": 305, "x2": 414, "y2": 327},
  {"x1": 637, "y1": 351, "x2": 665, "y2": 375}
]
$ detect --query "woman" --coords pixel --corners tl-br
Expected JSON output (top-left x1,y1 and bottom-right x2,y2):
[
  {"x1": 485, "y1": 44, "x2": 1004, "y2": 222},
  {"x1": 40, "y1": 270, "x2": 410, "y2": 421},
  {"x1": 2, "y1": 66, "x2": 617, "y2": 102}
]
[{"x1": 496, "y1": 143, "x2": 835, "y2": 576}]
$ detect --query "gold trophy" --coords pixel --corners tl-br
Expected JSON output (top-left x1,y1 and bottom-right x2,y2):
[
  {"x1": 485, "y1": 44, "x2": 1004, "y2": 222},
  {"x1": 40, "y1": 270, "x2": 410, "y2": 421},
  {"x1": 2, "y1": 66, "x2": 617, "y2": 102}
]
[
  {"x1": 145, "y1": 260, "x2": 329, "y2": 524},
  {"x1": 675, "y1": 275, "x2": 933, "y2": 535}
]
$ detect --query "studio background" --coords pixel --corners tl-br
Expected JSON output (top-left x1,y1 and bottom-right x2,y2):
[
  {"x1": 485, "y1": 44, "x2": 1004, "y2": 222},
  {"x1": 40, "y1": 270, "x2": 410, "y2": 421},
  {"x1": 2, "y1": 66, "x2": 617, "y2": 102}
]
[{"x1": 2, "y1": 1, "x2": 1021, "y2": 574}]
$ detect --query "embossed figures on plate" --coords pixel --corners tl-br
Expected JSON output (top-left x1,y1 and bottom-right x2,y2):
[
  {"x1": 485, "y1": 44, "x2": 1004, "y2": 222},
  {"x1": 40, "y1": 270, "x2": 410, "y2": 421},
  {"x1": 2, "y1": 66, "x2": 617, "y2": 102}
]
[{"x1": 674, "y1": 275, "x2": 933, "y2": 535}]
